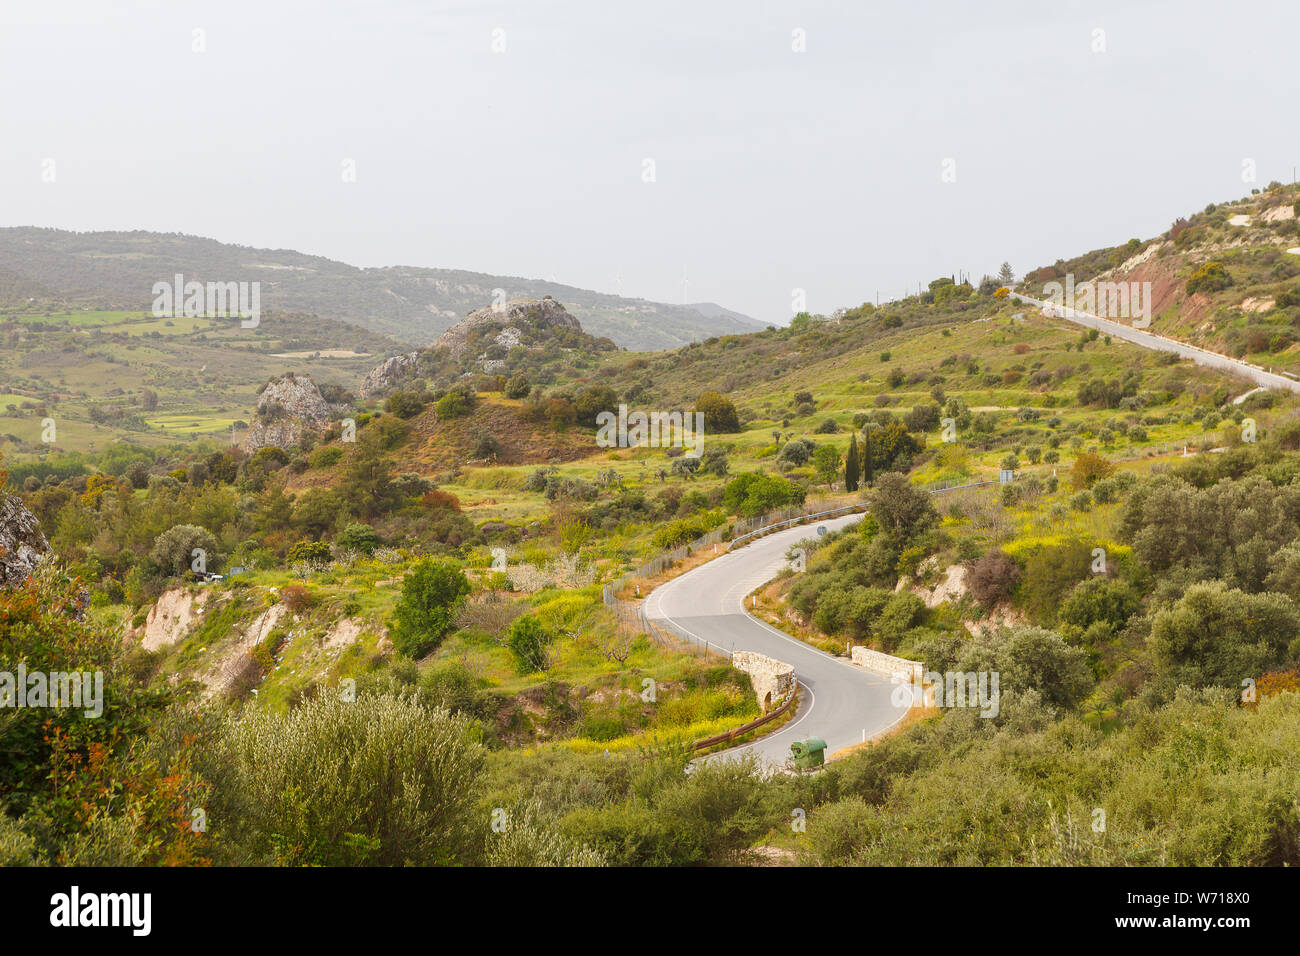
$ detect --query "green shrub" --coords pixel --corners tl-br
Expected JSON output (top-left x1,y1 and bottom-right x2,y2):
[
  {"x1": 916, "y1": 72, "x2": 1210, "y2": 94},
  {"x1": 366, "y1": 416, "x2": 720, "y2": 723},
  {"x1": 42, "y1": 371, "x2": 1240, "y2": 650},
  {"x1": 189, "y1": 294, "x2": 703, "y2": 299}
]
[
  {"x1": 504, "y1": 373, "x2": 532, "y2": 399},
  {"x1": 337, "y1": 522, "x2": 381, "y2": 555},
  {"x1": 721, "y1": 472, "x2": 806, "y2": 518},
  {"x1": 506, "y1": 614, "x2": 554, "y2": 673},
  {"x1": 308, "y1": 446, "x2": 344, "y2": 468},
  {"x1": 287, "y1": 540, "x2": 332, "y2": 565},
  {"x1": 1185, "y1": 261, "x2": 1232, "y2": 296},
  {"x1": 387, "y1": 390, "x2": 429, "y2": 418},
  {"x1": 874, "y1": 593, "x2": 925, "y2": 651},
  {"x1": 652, "y1": 510, "x2": 726, "y2": 550},
  {"x1": 389, "y1": 559, "x2": 472, "y2": 658},
  {"x1": 149, "y1": 524, "x2": 220, "y2": 576},
  {"x1": 694, "y1": 391, "x2": 740, "y2": 433},
  {"x1": 435, "y1": 392, "x2": 470, "y2": 418}
]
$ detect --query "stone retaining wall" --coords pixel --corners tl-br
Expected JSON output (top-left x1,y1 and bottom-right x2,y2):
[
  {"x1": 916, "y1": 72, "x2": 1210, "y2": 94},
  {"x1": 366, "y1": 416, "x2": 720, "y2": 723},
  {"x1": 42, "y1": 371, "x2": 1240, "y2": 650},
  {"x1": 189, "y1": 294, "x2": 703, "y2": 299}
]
[
  {"x1": 731, "y1": 651, "x2": 795, "y2": 712},
  {"x1": 850, "y1": 646, "x2": 924, "y2": 683}
]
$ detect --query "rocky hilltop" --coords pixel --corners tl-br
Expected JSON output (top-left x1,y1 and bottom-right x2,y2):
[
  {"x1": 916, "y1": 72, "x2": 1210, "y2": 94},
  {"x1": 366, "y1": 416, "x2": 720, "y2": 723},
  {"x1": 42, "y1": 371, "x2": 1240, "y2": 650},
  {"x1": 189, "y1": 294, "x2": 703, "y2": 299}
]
[
  {"x1": 360, "y1": 297, "x2": 589, "y2": 397},
  {"x1": 242, "y1": 374, "x2": 334, "y2": 452},
  {"x1": 434, "y1": 297, "x2": 582, "y2": 361}
]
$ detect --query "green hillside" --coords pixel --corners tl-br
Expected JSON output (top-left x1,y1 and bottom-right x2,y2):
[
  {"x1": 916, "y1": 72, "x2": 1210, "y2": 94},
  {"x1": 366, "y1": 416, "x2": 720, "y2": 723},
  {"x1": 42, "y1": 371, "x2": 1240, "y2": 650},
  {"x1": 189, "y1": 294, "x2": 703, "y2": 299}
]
[{"x1": 8, "y1": 191, "x2": 1300, "y2": 870}]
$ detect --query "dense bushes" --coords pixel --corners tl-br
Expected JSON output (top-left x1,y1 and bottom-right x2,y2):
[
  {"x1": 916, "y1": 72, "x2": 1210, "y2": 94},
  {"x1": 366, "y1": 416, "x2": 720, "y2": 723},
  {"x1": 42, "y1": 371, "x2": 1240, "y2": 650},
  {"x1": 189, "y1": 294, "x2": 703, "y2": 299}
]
[
  {"x1": 486, "y1": 684, "x2": 1300, "y2": 867},
  {"x1": 229, "y1": 692, "x2": 486, "y2": 865},
  {"x1": 574, "y1": 385, "x2": 618, "y2": 427},
  {"x1": 387, "y1": 389, "x2": 429, "y2": 418},
  {"x1": 337, "y1": 522, "x2": 381, "y2": 555},
  {"x1": 868, "y1": 473, "x2": 937, "y2": 542},
  {"x1": 1015, "y1": 539, "x2": 1099, "y2": 625},
  {"x1": 504, "y1": 372, "x2": 531, "y2": 399},
  {"x1": 286, "y1": 540, "x2": 331, "y2": 566},
  {"x1": 308, "y1": 445, "x2": 344, "y2": 468},
  {"x1": 721, "y1": 472, "x2": 806, "y2": 518},
  {"x1": 1076, "y1": 374, "x2": 1140, "y2": 409},
  {"x1": 956, "y1": 625, "x2": 1094, "y2": 710},
  {"x1": 1057, "y1": 577, "x2": 1140, "y2": 647},
  {"x1": 150, "y1": 523, "x2": 220, "y2": 576},
  {"x1": 556, "y1": 756, "x2": 773, "y2": 866},
  {"x1": 1119, "y1": 474, "x2": 1300, "y2": 591},
  {"x1": 861, "y1": 421, "x2": 922, "y2": 476},
  {"x1": 1148, "y1": 582, "x2": 1299, "y2": 687},
  {"x1": 1071, "y1": 451, "x2": 1114, "y2": 490},
  {"x1": 435, "y1": 391, "x2": 470, "y2": 418},
  {"x1": 505, "y1": 614, "x2": 554, "y2": 673},
  {"x1": 694, "y1": 391, "x2": 740, "y2": 433},
  {"x1": 803, "y1": 687, "x2": 1300, "y2": 865},
  {"x1": 777, "y1": 437, "x2": 815, "y2": 467}
]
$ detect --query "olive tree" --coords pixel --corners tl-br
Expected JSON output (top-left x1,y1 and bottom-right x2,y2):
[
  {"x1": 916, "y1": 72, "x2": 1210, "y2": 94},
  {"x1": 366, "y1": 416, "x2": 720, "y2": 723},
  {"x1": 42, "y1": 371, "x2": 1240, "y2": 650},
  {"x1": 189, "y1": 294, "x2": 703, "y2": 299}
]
[
  {"x1": 149, "y1": 524, "x2": 220, "y2": 576},
  {"x1": 228, "y1": 691, "x2": 486, "y2": 866}
]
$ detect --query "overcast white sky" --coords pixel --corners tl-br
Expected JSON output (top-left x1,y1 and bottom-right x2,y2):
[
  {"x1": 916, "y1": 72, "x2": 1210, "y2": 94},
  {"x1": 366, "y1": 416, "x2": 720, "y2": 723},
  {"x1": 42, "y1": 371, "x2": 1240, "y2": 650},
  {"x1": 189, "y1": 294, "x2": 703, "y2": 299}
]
[{"x1": 2, "y1": 0, "x2": 1297, "y2": 324}]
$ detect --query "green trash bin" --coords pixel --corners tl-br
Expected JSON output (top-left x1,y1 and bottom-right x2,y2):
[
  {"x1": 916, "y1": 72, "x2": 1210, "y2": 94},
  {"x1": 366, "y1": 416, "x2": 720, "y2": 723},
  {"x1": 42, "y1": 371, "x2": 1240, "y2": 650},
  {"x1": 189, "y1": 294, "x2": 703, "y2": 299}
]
[{"x1": 789, "y1": 737, "x2": 827, "y2": 770}]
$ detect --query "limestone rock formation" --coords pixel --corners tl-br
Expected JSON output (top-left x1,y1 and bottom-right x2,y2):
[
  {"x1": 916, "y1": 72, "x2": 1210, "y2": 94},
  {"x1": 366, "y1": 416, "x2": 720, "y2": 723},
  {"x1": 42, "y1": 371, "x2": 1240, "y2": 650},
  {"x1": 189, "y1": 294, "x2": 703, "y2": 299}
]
[
  {"x1": 435, "y1": 297, "x2": 580, "y2": 362},
  {"x1": 360, "y1": 351, "x2": 420, "y2": 398},
  {"x1": 0, "y1": 493, "x2": 48, "y2": 587},
  {"x1": 359, "y1": 297, "x2": 585, "y2": 397},
  {"x1": 242, "y1": 374, "x2": 333, "y2": 452}
]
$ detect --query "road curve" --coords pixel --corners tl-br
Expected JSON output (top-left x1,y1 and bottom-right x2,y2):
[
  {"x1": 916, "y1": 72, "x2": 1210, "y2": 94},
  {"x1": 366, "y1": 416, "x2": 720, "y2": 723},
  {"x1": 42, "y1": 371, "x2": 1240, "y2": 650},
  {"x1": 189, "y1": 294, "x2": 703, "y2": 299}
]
[
  {"x1": 1011, "y1": 291, "x2": 1300, "y2": 394},
  {"x1": 644, "y1": 514, "x2": 905, "y2": 768}
]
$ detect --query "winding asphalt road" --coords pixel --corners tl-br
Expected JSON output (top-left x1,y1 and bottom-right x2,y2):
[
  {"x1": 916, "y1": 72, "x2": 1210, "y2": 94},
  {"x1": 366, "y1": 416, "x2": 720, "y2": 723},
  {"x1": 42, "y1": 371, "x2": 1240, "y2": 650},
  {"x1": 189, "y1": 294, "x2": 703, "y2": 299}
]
[
  {"x1": 644, "y1": 514, "x2": 906, "y2": 768},
  {"x1": 641, "y1": 296, "x2": 1286, "y2": 771},
  {"x1": 1010, "y1": 291, "x2": 1300, "y2": 394}
]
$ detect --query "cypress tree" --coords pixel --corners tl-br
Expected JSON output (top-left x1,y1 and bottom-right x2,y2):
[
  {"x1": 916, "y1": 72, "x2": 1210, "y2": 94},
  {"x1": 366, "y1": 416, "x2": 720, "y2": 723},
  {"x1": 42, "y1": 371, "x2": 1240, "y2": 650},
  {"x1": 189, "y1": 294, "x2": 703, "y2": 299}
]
[{"x1": 844, "y1": 435, "x2": 860, "y2": 492}]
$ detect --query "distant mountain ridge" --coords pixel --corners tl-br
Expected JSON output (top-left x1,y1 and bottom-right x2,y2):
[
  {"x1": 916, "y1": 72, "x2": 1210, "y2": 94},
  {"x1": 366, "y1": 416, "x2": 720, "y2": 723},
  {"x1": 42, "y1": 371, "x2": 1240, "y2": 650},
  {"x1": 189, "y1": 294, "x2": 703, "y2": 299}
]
[{"x1": 0, "y1": 227, "x2": 763, "y2": 350}]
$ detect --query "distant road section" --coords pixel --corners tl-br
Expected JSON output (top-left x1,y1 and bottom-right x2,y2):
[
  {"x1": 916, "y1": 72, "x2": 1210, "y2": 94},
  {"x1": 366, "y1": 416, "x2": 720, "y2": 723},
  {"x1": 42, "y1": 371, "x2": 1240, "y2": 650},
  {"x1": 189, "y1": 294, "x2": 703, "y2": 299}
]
[
  {"x1": 1011, "y1": 291, "x2": 1300, "y2": 395},
  {"x1": 644, "y1": 514, "x2": 904, "y2": 767}
]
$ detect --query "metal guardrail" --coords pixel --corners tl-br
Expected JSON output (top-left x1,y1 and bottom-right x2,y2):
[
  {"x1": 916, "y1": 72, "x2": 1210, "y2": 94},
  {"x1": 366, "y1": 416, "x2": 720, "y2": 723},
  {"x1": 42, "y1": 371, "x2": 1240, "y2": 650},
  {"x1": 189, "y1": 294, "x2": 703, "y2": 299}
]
[
  {"x1": 725, "y1": 504, "x2": 867, "y2": 550},
  {"x1": 925, "y1": 479, "x2": 998, "y2": 494},
  {"x1": 601, "y1": 498, "x2": 858, "y2": 604},
  {"x1": 722, "y1": 479, "x2": 1003, "y2": 551},
  {"x1": 607, "y1": 479, "x2": 1001, "y2": 584},
  {"x1": 604, "y1": 477, "x2": 1003, "y2": 628},
  {"x1": 1011, "y1": 291, "x2": 1300, "y2": 394}
]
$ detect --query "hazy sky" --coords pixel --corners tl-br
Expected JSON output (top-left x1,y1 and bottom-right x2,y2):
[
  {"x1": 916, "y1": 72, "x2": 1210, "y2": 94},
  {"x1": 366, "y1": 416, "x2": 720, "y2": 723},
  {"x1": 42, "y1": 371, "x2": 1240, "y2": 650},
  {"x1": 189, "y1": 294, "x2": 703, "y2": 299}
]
[{"x1": 3, "y1": 0, "x2": 1298, "y2": 324}]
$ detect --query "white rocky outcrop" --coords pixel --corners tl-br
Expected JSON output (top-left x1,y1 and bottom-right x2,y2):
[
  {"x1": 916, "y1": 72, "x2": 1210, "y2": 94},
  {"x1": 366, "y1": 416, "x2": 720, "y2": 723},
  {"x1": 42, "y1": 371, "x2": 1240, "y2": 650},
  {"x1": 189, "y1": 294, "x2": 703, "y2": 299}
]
[
  {"x1": 242, "y1": 374, "x2": 333, "y2": 452},
  {"x1": 360, "y1": 351, "x2": 420, "y2": 397},
  {"x1": 0, "y1": 493, "x2": 47, "y2": 588},
  {"x1": 434, "y1": 298, "x2": 580, "y2": 362},
  {"x1": 360, "y1": 298, "x2": 584, "y2": 395}
]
